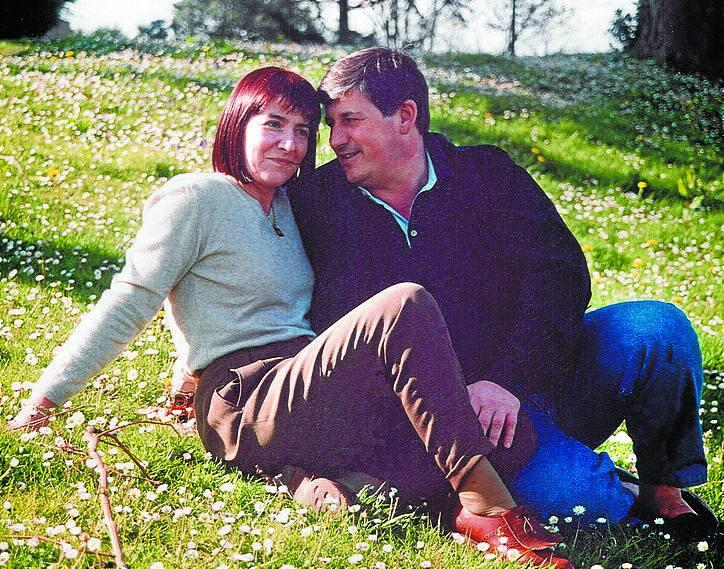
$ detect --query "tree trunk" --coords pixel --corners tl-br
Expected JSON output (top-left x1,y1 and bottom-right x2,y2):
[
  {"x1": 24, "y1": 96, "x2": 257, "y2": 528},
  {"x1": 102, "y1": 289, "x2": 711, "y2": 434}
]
[
  {"x1": 507, "y1": 0, "x2": 517, "y2": 56},
  {"x1": 338, "y1": 0, "x2": 352, "y2": 43},
  {"x1": 633, "y1": 0, "x2": 722, "y2": 77},
  {"x1": 389, "y1": 0, "x2": 399, "y2": 47}
]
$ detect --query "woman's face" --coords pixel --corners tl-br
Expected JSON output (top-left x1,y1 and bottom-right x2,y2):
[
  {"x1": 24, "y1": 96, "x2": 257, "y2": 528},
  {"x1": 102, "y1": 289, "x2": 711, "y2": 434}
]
[{"x1": 243, "y1": 101, "x2": 310, "y2": 194}]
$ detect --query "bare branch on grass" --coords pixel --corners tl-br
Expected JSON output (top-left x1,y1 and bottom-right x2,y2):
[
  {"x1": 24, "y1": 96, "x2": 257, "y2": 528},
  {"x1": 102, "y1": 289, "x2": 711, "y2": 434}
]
[
  {"x1": 0, "y1": 534, "x2": 115, "y2": 559},
  {"x1": 84, "y1": 426, "x2": 127, "y2": 569}
]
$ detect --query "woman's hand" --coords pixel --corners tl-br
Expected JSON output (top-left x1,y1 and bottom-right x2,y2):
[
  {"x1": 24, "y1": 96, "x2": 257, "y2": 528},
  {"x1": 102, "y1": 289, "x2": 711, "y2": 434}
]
[{"x1": 8, "y1": 396, "x2": 58, "y2": 431}]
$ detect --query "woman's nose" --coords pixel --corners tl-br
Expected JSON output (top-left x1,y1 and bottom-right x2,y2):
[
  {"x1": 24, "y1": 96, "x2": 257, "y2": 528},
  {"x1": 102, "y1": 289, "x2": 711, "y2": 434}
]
[{"x1": 279, "y1": 133, "x2": 297, "y2": 152}]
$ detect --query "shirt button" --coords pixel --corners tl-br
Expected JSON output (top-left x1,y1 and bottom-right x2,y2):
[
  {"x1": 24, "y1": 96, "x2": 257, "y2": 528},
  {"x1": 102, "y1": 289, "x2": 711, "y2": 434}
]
[{"x1": 410, "y1": 229, "x2": 418, "y2": 237}]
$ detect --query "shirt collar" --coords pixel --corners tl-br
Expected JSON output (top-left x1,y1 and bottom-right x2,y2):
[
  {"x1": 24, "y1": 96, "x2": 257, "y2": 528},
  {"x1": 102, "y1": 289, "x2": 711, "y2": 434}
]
[{"x1": 358, "y1": 151, "x2": 437, "y2": 199}]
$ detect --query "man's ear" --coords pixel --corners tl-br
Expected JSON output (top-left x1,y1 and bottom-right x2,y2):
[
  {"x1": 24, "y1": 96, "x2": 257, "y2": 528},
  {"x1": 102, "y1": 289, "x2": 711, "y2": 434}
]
[{"x1": 398, "y1": 100, "x2": 418, "y2": 135}]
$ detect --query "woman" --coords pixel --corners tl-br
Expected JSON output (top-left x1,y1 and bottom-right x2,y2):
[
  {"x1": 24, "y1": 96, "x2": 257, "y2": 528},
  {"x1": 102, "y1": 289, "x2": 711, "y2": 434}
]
[{"x1": 11, "y1": 66, "x2": 630, "y2": 568}]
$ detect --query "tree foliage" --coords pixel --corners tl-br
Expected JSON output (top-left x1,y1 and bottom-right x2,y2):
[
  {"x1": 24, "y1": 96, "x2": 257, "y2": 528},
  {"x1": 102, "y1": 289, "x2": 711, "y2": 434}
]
[
  {"x1": 608, "y1": 8, "x2": 637, "y2": 51},
  {"x1": 171, "y1": 0, "x2": 325, "y2": 43},
  {"x1": 486, "y1": 0, "x2": 570, "y2": 56},
  {"x1": 137, "y1": 20, "x2": 170, "y2": 42},
  {"x1": 0, "y1": 0, "x2": 75, "y2": 39}
]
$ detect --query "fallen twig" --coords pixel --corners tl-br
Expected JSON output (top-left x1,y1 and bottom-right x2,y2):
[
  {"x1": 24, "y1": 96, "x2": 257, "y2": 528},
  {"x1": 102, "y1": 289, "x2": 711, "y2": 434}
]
[
  {"x1": 97, "y1": 418, "x2": 185, "y2": 438},
  {"x1": 84, "y1": 426, "x2": 127, "y2": 569},
  {"x1": 0, "y1": 534, "x2": 115, "y2": 559},
  {"x1": 103, "y1": 433, "x2": 153, "y2": 481}
]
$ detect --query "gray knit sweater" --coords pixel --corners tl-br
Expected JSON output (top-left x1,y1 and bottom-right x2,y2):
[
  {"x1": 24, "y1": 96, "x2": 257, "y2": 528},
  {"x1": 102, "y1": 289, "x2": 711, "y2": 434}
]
[{"x1": 33, "y1": 173, "x2": 315, "y2": 406}]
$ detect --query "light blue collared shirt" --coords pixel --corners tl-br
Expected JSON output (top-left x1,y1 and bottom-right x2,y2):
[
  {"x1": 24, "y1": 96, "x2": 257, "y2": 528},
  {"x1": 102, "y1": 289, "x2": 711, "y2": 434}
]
[{"x1": 358, "y1": 152, "x2": 437, "y2": 248}]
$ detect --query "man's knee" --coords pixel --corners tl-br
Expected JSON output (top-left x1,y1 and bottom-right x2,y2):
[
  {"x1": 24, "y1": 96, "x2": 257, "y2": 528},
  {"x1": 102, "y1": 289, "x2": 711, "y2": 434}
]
[
  {"x1": 626, "y1": 300, "x2": 695, "y2": 341},
  {"x1": 591, "y1": 300, "x2": 701, "y2": 364}
]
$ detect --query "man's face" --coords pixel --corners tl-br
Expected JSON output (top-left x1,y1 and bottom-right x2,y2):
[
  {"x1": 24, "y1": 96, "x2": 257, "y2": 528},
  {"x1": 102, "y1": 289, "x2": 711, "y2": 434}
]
[{"x1": 324, "y1": 89, "x2": 402, "y2": 190}]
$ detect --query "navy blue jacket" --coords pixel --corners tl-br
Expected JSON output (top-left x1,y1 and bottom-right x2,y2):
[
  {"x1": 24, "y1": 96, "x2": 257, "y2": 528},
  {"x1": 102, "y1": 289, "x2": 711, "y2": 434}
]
[{"x1": 290, "y1": 133, "x2": 591, "y2": 408}]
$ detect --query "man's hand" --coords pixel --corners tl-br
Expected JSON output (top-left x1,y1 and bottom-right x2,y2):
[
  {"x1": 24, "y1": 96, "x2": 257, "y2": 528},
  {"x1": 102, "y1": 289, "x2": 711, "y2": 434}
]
[
  {"x1": 466, "y1": 380, "x2": 520, "y2": 448},
  {"x1": 8, "y1": 396, "x2": 58, "y2": 431}
]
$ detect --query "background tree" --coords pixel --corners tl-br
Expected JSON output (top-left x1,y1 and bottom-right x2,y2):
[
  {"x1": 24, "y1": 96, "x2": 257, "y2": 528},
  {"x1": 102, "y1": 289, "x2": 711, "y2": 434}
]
[
  {"x1": 608, "y1": 7, "x2": 636, "y2": 51},
  {"x1": 367, "y1": 0, "x2": 469, "y2": 49},
  {"x1": 337, "y1": 0, "x2": 367, "y2": 43},
  {"x1": 137, "y1": 20, "x2": 171, "y2": 42},
  {"x1": 625, "y1": 0, "x2": 722, "y2": 78},
  {"x1": 0, "y1": 0, "x2": 75, "y2": 39},
  {"x1": 171, "y1": 0, "x2": 325, "y2": 43},
  {"x1": 486, "y1": 0, "x2": 570, "y2": 56}
]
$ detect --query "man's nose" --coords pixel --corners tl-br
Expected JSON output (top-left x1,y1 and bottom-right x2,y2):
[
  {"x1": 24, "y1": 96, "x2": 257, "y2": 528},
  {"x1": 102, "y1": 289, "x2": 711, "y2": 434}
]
[{"x1": 329, "y1": 125, "x2": 347, "y2": 150}]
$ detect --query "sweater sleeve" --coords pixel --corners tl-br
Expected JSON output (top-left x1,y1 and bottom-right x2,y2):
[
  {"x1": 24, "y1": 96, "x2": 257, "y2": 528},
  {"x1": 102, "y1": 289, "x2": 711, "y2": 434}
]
[
  {"x1": 32, "y1": 181, "x2": 204, "y2": 406},
  {"x1": 485, "y1": 163, "x2": 591, "y2": 409}
]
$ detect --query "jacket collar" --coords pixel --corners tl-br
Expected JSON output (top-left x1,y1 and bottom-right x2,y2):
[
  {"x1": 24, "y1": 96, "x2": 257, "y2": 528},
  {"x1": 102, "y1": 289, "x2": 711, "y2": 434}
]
[{"x1": 423, "y1": 132, "x2": 455, "y2": 184}]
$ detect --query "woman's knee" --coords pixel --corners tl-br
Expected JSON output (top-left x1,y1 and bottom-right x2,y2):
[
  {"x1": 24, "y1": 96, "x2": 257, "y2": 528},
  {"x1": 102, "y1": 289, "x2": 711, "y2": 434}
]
[{"x1": 377, "y1": 283, "x2": 440, "y2": 317}]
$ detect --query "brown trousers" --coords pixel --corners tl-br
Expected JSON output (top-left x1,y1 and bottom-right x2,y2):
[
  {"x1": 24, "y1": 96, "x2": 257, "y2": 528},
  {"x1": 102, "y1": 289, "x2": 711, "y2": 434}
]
[{"x1": 194, "y1": 283, "x2": 496, "y2": 504}]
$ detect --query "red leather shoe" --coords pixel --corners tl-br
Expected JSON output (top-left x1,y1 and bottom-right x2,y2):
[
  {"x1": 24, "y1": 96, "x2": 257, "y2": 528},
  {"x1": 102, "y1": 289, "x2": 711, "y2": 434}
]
[{"x1": 452, "y1": 503, "x2": 575, "y2": 568}]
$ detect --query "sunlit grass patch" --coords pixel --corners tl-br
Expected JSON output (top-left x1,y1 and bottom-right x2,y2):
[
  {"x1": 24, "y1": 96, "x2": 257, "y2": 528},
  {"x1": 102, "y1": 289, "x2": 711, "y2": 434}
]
[{"x1": 0, "y1": 35, "x2": 722, "y2": 567}]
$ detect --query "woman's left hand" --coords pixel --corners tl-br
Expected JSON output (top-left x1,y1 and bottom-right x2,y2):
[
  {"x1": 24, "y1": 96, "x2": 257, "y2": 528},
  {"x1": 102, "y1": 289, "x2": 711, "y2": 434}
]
[{"x1": 8, "y1": 396, "x2": 58, "y2": 431}]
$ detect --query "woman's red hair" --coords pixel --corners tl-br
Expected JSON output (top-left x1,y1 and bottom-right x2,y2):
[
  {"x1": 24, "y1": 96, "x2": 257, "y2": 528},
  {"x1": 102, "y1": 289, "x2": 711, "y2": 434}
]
[{"x1": 212, "y1": 67, "x2": 321, "y2": 183}]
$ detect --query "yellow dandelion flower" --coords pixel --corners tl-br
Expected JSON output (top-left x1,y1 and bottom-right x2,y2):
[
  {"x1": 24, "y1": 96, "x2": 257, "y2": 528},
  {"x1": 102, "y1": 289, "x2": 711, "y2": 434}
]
[
  {"x1": 484, "y1": 112, "x2": 493, "y2": 118},
  {"x1": 673, "y1": 296, "x2": 683, "y2": 303},
  {"x1": 536, "y1": 155, "x2": 545, "y2": 163},
  {"x1": 581, "y1": 245, "x2": 594, "y2": 252},
  {"x1": 47, "y1": 167, "x2": 61, "y2": 177},
  {"x1": 633, "y1": 258, "x2": 645, "y2": 268},
  {"x1": 646, "y1": 239, "x2": 658, "y2": 246},
  {"x1": 637, "y1": 181, "x2": 648, "y2": 189},
  {"x1": 65, "y1": 51, "x2": 74, "y2": 58},
  {"x1": 531, "y1": 147, "x2": 540, "y2": 154}
]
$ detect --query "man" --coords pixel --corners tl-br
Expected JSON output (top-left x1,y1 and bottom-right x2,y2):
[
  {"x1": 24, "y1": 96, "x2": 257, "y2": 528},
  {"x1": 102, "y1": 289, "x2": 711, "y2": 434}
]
[{"x1": 290, "y1": 48, "x2": 707, "y2": 530}]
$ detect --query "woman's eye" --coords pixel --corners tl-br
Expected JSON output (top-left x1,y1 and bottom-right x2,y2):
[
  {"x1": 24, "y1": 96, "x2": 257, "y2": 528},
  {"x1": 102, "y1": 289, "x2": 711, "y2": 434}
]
[
  {"x1": 295, "y1": 128, "x2": 309, "y2": 137},
  {"x1": 265, "y1": 120, "x2": 282, "y2": 128}
]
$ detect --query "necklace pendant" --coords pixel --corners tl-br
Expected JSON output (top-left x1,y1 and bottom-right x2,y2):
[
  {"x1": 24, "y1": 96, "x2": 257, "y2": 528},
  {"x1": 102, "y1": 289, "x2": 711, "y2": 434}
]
[{"x1": 274, "y1": 226, "x2": 285, "y2": 238}]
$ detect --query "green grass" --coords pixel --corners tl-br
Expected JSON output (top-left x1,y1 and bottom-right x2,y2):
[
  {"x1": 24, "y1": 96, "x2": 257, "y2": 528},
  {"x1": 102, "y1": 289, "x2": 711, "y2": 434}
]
[{"x1": 0, "y1": 34, "x2": 722, "y2": 567}]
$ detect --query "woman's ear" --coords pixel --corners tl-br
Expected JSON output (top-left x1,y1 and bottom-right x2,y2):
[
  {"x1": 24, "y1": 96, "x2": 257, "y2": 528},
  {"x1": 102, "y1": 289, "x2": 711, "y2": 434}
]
[{"x1": 398, "y1": 99, "x2": 418, "y2": 135}]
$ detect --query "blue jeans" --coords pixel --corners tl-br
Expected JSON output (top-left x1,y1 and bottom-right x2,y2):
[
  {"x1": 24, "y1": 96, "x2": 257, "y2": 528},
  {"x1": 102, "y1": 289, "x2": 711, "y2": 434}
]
[
  {"x1": 500, "y1": 301, "x2": 705, "y2": 523},
  {"x1": 558, "y1": 300, "x2": 707, "y2": 488}
]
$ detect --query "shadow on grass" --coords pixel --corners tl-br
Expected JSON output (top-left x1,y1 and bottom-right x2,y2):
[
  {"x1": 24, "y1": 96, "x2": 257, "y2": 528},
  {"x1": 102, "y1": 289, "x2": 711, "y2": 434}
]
[
  {"x1": 434, "y1": 111, "x2": 717, "y2": 205},
  {"x1": 434, "y1": 113, "x2": 631, "y2": 187},
  {"x1": 0, "y1": 231, "x2": 121, "y2": 304}
]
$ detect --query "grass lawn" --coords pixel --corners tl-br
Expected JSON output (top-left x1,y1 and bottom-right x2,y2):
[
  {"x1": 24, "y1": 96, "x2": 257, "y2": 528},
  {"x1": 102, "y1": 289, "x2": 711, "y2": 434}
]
[{"x1": 0, "y1": 34, "x2": 722, "y2": 567}]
